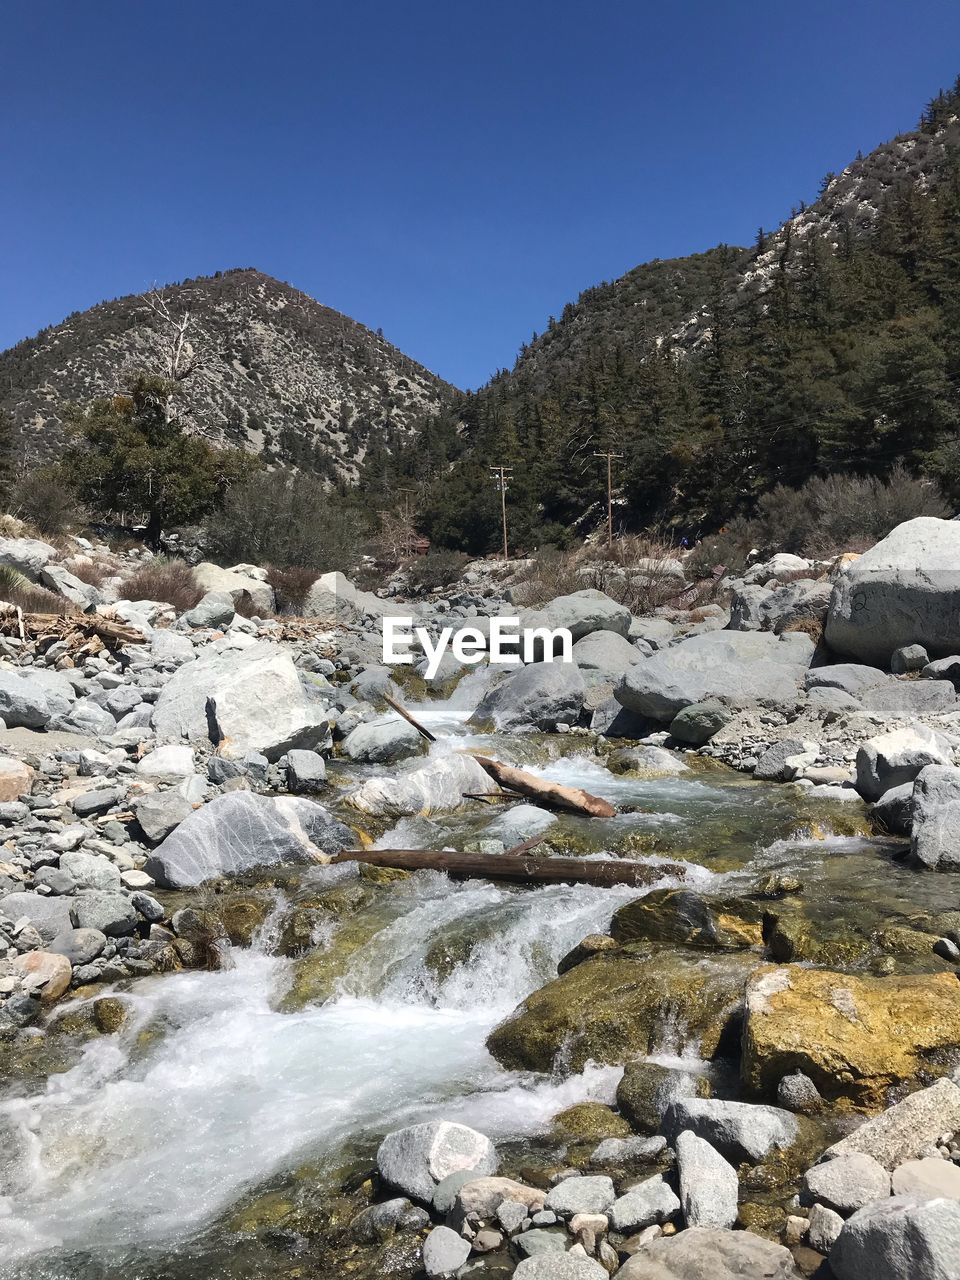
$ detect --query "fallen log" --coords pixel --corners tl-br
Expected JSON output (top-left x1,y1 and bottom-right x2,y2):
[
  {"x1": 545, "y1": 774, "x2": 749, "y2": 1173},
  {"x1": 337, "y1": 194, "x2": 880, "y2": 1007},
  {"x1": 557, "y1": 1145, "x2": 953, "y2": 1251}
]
[
  {"x1": 468, "y1": 754, "x2": 617, "y2": 819},
  {"x1": 331, "y1": 847, "x2": 678, "y2": 887}
]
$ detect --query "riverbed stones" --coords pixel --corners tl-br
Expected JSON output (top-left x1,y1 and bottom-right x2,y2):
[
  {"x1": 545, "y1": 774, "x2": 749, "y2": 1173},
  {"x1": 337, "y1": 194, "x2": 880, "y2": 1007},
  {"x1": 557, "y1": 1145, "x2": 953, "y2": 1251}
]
[
  {"x1": 668, "y1": 700, "x2": 730, "y2": 745},
  {"x1": 59, "y1": 849, "x2": 121, "y2": 891},
  {"x1": 753, "y1": 737, "x2": 819, "y2": 782},
  {"x1": 662, "y1": 1098, "x2": 798, "y2": 1164},
  {"x1": 615, "y1": 630, "x2": 813, "y2": 722},
  {"x1": 453, "y1": 1175, "x2": 545, "y2": 1219},
  {"x1": 134, "y1": 789, "x2": 196, "y2": 843},
  {"x1": 829, "y1": 1194, "x2": 960, "y2": 1280},
  {"x1": 152, "y1": 641, "x2": 329, "y2": 759},
  {"x1": 512, "y1": 1255, "x2": 607, "y2": 1280},
  {"x1": 821, "y1": 1079, "x2": 960, "y2": 1169},
  {"x1": 801, "y1": 1152, "x2": 891, "y2": 1214},
  {"x1": 855, "y1": 726, "x2": 954, "y2": 802},
  {"x1": 145, "y1": 791, "x2": 353, "y2": 888},
  {"x1": 136, "y1": 744, "x2": 196, "y2": 780},
  {"x1": 614, "y1": 1227, "x2": 802, "y2": 1279},
  {"x1": 825, "y1": 516, "x2": 960, "y2": 665},
  {"x1": 422, "y1": 1224, "x2": 470, "y2": 1278},
  {"x1": 469, "y1": 660, "x2": 586, "y2": 732},
  {"x1": 608, "y1": 1174, "x2": 679, "y2": 1231},
  {"x1": 348, "y1": 751, "x2": 497, "y2": 817},
  {"x1": 545, "y1": 1175, "x2": 616, "y2": 1218},
  {"x1": 1, "y1": 891, "x2": 75, "y2": 939},
  {"x1": 910, "y1": 764, "x2": 960, "y2": 869},
  {"x1": 611, "y1": 888, "x2": 763, "y2": 951},
  {"x1": 807, "y1": 1202, "x2": 845, "y2": 1253},
  {"x1": 743, "y1": 966, "x2": 960, "y2": 1108},
  {"x1": 376, "y1": 1121, "x2": 498, "y2": 1205},
  {"x1": 341, "y1": 717, "x2": 424, "y2": 764},
  {"x1": 675, "y1": 1130, "x2": 738, "y2": 1229},
  {"x1": 283, "y1": 748, "x2": 327, "y2": 792},
  {"x1": 48, "y1": 926, "x2": 106, "y2": 964},
  {"x1": 70, "y1": 891, "x2": 138, "y2": 935},
  {"x1": 350, "y1": 1197, "x2": 430, "y2": 1245}
]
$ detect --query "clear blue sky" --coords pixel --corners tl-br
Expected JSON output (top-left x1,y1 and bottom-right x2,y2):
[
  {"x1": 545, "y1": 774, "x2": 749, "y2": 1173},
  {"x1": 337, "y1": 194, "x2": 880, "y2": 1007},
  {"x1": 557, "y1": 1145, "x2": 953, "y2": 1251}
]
[{"x1": 3, "y1": 1, "x2": 960, "y2": 390}]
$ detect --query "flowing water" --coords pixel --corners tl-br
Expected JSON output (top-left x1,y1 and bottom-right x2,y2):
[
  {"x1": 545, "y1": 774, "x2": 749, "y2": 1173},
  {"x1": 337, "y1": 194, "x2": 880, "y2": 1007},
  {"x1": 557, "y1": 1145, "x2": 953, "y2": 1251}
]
[{"x1": 0, "y1": 678, "x2": 942, "y2": 1278}]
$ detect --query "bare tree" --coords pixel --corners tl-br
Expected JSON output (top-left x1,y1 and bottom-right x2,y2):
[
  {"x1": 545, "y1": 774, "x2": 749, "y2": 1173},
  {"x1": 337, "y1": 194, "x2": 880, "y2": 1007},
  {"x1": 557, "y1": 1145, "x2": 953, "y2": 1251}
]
[{"x1": 141, "y1": 288, "x2": 216, "y2": 425}]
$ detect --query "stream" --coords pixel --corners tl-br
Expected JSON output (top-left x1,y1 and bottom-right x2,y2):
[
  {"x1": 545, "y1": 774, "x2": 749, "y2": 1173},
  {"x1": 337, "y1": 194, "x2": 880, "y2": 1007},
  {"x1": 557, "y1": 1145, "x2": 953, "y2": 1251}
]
[{"x1": 0, "y1": 677, "x2": 946, "y2": 1279}]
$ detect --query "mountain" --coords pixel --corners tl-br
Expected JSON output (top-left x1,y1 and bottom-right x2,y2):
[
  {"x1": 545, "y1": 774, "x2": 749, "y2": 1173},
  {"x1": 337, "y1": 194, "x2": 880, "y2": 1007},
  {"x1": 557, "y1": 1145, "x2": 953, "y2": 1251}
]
[
  {"x1": 370, "y1": 79, "x2": 960, "y2": 552},
  {"x1": 0, "y1": 268, "x2": 453, "y2": 480}
]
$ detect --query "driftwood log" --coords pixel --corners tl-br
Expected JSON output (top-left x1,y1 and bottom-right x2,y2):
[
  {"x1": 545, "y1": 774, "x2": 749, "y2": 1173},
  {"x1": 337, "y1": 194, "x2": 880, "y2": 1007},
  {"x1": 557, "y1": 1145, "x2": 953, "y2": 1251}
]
[
  {"x1": 469, "y1": 754, "x2": 617, "y2": 818},
  {"x1": 331, "y1": 846, "x2": 680, "y2": 887},
  {"x1": 0, "y1": 607, "x2": 147, "y2": 652}
]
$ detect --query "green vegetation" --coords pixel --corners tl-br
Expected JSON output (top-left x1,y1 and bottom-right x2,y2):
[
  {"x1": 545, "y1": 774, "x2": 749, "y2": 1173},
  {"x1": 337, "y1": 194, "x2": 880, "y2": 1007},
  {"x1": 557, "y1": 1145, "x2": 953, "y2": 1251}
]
[{"x1": 64, "y1": 375, "x2": 258, "y2": 545}]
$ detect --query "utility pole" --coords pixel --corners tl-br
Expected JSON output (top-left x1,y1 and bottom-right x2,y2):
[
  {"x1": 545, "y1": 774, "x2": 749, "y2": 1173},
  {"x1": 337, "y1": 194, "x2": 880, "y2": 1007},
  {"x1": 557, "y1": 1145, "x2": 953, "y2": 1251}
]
[
  {"x1": 490, "y1": 466, "x2": 513, "y2": 561},
  {"x1": 593, "y1": 451, "x2": 623, "y2": 550}
]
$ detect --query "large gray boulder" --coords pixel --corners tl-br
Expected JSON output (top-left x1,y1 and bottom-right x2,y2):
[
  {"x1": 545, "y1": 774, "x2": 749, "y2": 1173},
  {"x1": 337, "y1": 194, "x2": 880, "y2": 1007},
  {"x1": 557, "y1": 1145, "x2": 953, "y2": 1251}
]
[
  {"x1": 859, "y1": 678, "x2": 957, "y2": 720},
  {"x1": 152, "y1": 641, "x2": 330, "y2": 760},
  {"x1": 70, "y1": 891, "x2": 139, "y2": 935},
  {"x1": 821, "y1": 1078, "x2": 960, "y2": 1170},
  {"x1": 0, "y1": 537, "x2": 56, "y2": 578},
  {"x1": 376, "y1": 1121, "x2": 497, "y2": 1205},
  {"x1": 571, "y1": 630, "x2": 647, "y2": 684},
  {"x1": 192, "y1": 562, "x2": 274, "y2": 613},
  {"x1": 470, "y1": 661, "x2": 585, "y2": 732},
  {"x1": 0, "y1": 891, "x2": 74, "y2": 939},
  {"x1": 608, "y1": 1174, "x2": 679, "y2": 1232},
  {"x1": 615, "y1": 630, "x2": 813, "y2": 722},
  {"x1": 614, "y1": 1227, "x2": 802, "y2": 1279},
  {"x1": 347, "y1": 752, "x2": 497, "y2": 817},
  {"x1": 39, "y1": 564, "x2": 102, "y2": 608},
  {"x1": 910, "y1": 764, "x2": 960, "y2": 869},
  {"x1": 675, "y1": 1130, "x2": 738, "y2": 1228},
  {"x1": 144, "y1": 791, "x2": 353, "y2": 888},
  {"x1": 830, "y1": 1195, "x2": 960, "y2": 1280},
  {"x1": 341, "y1": 717, "x2": 424, "y2": 764},
  {"x1": 826, "y1": 517, "x2": 960, "y2": 665},
  {"x1": 546, "y1": 1175, "x2": 616, "y2": 1218},
  {"x1": 538, "y1": 589, "x2": 631, "y2": 642},
  {"x1": 422, "y1": 1225, "x2": 470, "y2": 1278},
  {"x1": 805, "y1": 664, "x2": 888, "y2": 696},
  {"x1": 661, "y1": 1098, "x2": 799, "y2": 1164},
  {"x1": 801, "y1": 1152, "x2": 891, "y2": 1214},
  {"x1": 307, "y1": 570, "x2": 413, "y2": 622},
  {"x1": 0, "y1": 671, "x2": 54, "y2": 728},
  {"x1": 513, "y1": 1257, "x2": 607, "y2": 1280},
  {"x1": 135, "y1": 789, "x2": 196, "y2": 843},
  {"x1": 872, "y1": 781, "x2": 915, "y2": 836},
  {"x1": 183, "y1": 591, "x2": 235, "y2": 628},
  {"x1": 855, "y1": 726, "x2": 954, "y2": 802}
]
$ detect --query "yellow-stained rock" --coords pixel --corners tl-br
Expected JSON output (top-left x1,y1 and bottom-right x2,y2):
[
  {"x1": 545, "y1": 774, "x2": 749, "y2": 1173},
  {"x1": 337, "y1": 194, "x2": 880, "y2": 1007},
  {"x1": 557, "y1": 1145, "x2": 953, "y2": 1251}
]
[
  {"x1": 551, "y1": 1102, "x2": 632, "y2": 1142},
  {"x1": 611, "y1": 888, "x2": 764, "y2": 950},
  {"x1": 11, "y1": 950, "x2": 71, "y2": 1002},
  {"x1": 742, "y1": 964, "x2": 960, "y2": 1110}
]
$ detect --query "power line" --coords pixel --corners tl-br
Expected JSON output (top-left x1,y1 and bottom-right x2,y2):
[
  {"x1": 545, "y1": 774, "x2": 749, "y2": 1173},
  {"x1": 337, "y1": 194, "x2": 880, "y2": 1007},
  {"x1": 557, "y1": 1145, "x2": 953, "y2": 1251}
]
[
  {"x1": 489, "y1": 465, "x2": 514, "y2": 561},
  {"x1": 593, "y1": 450, "x2": 624, "y2": 549}
]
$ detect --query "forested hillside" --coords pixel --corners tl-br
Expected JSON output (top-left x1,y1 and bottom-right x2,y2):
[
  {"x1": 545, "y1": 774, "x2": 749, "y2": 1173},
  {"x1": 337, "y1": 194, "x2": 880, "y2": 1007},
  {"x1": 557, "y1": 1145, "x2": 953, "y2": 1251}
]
[{"x1": 362, "y1": 80, "x2": 960, "y2": 551}]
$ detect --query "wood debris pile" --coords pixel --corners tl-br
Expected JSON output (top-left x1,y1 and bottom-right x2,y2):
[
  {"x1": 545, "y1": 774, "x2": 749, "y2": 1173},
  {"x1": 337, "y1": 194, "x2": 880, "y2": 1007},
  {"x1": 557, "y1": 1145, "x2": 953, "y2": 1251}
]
[{"x1": 0, "y1": 604, "x2": 146, "y2": 662}]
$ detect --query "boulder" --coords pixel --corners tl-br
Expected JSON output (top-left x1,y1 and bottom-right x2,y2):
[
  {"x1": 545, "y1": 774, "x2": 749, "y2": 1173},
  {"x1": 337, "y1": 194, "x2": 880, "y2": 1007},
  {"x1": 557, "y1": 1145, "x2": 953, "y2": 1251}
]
[
  {"x1": 0, "y1": 891, "x2": 74, "y2": 939},
  {"x1": 611, "y1": 889, "x2": 763, "y2": 951},
  {"x1": 829, "y1": 1195, "x2": 960, "y2": 1280},
  {"x1": 728, "y1": 584, "x2": 773, "y2": 631},
  {"x1": 675, "y1": 1129, "x2": 738, "y2": 1228},
  {"x1": 150, "y1": 629, "x2": 195, "y2": 668},
  {"x1": 608, "y1": 1174, "x2": 679, "y2": 1231},
  {"x1": 744, "y1": 553, "x2": 812, "y2": 584},
  {"x1": 802, "y1": 1152, "x2": 891, "y2": 1214},
  {"x1": 616, "y1": 1061, "x2": 711, "y2": 1132},
  {"x1": 486, "y1": 949, "x2": 753, "y2": 1073},
  {"x1": 70, "y1": 891, "x2": 138, "y2": 936},
  {"x1": 668, "y1": 700, "x2": 730, "y2": 745},
  {"x1": 825, "y1": 517, "x2": 960, "y2": 664},
  {"x1": 821, "y1": 1079, "x2": 960, "y2": 1170},
  {"x1": 284, "y1": 749, "x2": 327, "y2": 793},
  {"x1": 807, "y1": 1203, "x2": 845, "y2": 1253},
  {"x1": 546, "y1": 1175, "x2": 616, "y2": 1218},
  {"x1": 614, "y1": 1227, "x2": 802, "y2": 1279},
  {"x1": 872, "y1": 782, "x2": 914, "y2": 836},
  {"x1": 923, "y1": 655, "x2": 960, "y2": 690},
  {"x1": 630, "y1": 617, "x2": 676, "y2": 649},
  {"x1": 376, "y1": 1120, "x2": 497, "y2": 1205},
  {"x1": 661, "y1": 1098, "x2": 798, "y2": 1164},
  {"x1": 469, "y1": 661, "x2": 585, "y2": 732},
  {"x1": 152, "y1": 641, "x2": 330, "y2": 760},
  {"x1": 855, "y1": 726, "x2": 953, "y2": 802},
  {"x1": 341, "y1": 717, "x2": 424, "y2": 764},
  {"x1": 0, "y1": 671, "x2": 53, "y2": 729},
  {"x1": 39, "y1": 564, "x2": 101, "y2": 608},
  {"x1": 753, "y1": 737, "x2": 820, "y2": 782},
  {"x1": 453, "y1": 1175, "x2": 545, "y2": 1219},
  {"x1": 513, "y1": 1257, "x2": 607, "y2": 1280},
  {"x1": 422, "y1": 1225, "x2": 470, "y2": 1278},
  {"x1": 571, "y1": 630, "x2": 647, "y2": 683},
  {"x1": 891, "y1": 643, "x2": 930, "y2": 674},
  {"x1": 805, "y1": 664, "x2": 887, "y2": 696},
  {"x1": 607, "y1": 745, "x2": 691, "y2": 776},
  {"x1": 742, "y1": 967, "x2": 960, "y2": 1109},
  {"x1": 134, "y1": 790, "x2": 196, "y2": 843},
  {"x1": 59, "y1": 850, "x2": 121, "y2": 892},
  {"x1": 192, "y1": 562, "x2": 274, "y2": 613},
  {"x1": 48, "y1": 927, "x2": 106, "y2": 965},
  {"x1": 183, "y1": 591, "x2": 235, "y2": 628},
  {"x1": 910, "y1": 764, "x2": 960, "y2": 869},
  {"x1": 0, "y1": 755, "x2": 32, "y2": 802},
  {"x1": 859, "y1": 678, "x2": 957, "y2": 720},
  {"x1": 0, "y1": 536, "x2": 56, "y2": 578},
  {"x1": 892, "y1": 1157, "x2": 960, "y2": 1200},
  {"x1": 615, "y1": 630, "x2": 813, "y2": 722},
  {"x1": 137, "y1": 745, "x2": 197, "y2": 780},
  {"x1": 145, "y1": 791, "x2": 353, "y2": 888},
  {"x1": 347, "y1": 751, "x2": 497, "y2": 817},
  {"x1": 10, "y1": 950, "x2": 72, "y2": 1002},
  {"x1": 540, "y1": 589, "x2": 631, "y2": 641}
]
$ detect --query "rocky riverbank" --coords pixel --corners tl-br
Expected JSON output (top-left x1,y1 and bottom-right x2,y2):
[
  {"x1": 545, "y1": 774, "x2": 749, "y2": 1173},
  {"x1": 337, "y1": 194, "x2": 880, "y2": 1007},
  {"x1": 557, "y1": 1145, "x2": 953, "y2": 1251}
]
[{"x1": 0, "y1": 516, "x2": 959, "y2": 1278}]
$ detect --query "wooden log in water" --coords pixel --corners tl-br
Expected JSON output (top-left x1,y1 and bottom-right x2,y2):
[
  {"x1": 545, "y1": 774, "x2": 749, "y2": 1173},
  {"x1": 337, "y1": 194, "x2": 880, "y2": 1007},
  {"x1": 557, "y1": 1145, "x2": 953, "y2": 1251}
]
[
  {"x1": 384, "y1": 693, "x2": 437, "y2": 743},
  {"x1": 469, "y1": 754, "x2": 617, "y2": 819},
  {"x1": 331, "y1": 847, "x2": 681, "y2": 887}
]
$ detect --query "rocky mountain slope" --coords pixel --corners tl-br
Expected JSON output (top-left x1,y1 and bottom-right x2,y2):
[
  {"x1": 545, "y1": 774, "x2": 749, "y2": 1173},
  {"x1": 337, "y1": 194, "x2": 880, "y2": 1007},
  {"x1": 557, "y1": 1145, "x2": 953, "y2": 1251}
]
[{"x1": 0, "y1": 268, "x2": 453, "y2": 479}]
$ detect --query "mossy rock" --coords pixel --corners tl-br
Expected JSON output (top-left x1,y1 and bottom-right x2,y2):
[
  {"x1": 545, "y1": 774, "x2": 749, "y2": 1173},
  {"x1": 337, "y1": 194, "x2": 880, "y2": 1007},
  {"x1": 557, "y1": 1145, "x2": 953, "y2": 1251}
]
[
  {"x1": 611, "y1": 888, "x2": 764, "y2": 951},
  {"x1": 281, "y1": 913, "x2": 389, "y2": 1011},
  {"x1": 872, "y1": 926, "x2": 940, "y2": 957},
  {"x1": 218, "y1": 894, "x2": 275, "y2": 947},
  {"x1": 743, "y1": 963, "x2": 960, "y2": 1110},
  {"x1": 616, "y1": 1061, "x2": 711, "y2": 1132},
  {"x1": 359, "y1": 864, "x2": 411, "y2": 885},
  {"x1": 557, "y1": 933, "x2": 620, "y2": 975},
  {"x1": 551, "y1": 1102, "x2": 632, "y2": 1142},
  {"x1": 486, "y1": 946, "x2": 754, "y2": 1072},
  {"x1": 93, "y1": 997, "x2": 128, "y2": 1034},
  {"x1": 737, "y1": 1202, "x2": 786, "y2": 1240},
  {"x1": 762, "y1": 908, "x2": 870, "y2": 969}
]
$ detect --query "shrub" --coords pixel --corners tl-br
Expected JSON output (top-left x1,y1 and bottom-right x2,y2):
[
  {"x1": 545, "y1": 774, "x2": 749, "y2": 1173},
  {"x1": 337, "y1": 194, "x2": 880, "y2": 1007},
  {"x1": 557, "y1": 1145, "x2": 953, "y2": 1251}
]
[
  {"x1": 64, "y1": 558, "x2": 108, "y2": 587},
  {"x1": 267, "y1": 564, "x2": 318, "y2": 615},
  {"x1": 0, "y1": 564, "x2": 75, "y2": 615},
  {"x1": 119, "y1": 558, "x2": 202, "y2": 611},
  {"x1": 10, "y1": 467, "x2": 81, "y2": 536},
  {"x1": 406, "y1": 550, "x2": 470, "y2": 594},
  {"x1": 205, "y1": 469, "x2": 367, "y2": 571}
]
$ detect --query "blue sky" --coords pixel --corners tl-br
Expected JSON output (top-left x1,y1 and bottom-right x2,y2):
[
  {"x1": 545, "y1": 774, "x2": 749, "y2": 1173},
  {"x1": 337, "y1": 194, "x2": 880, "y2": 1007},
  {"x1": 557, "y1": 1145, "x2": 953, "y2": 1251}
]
[{"x1": 3, "y1": 1, "x2": 960, "y2": 389}]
